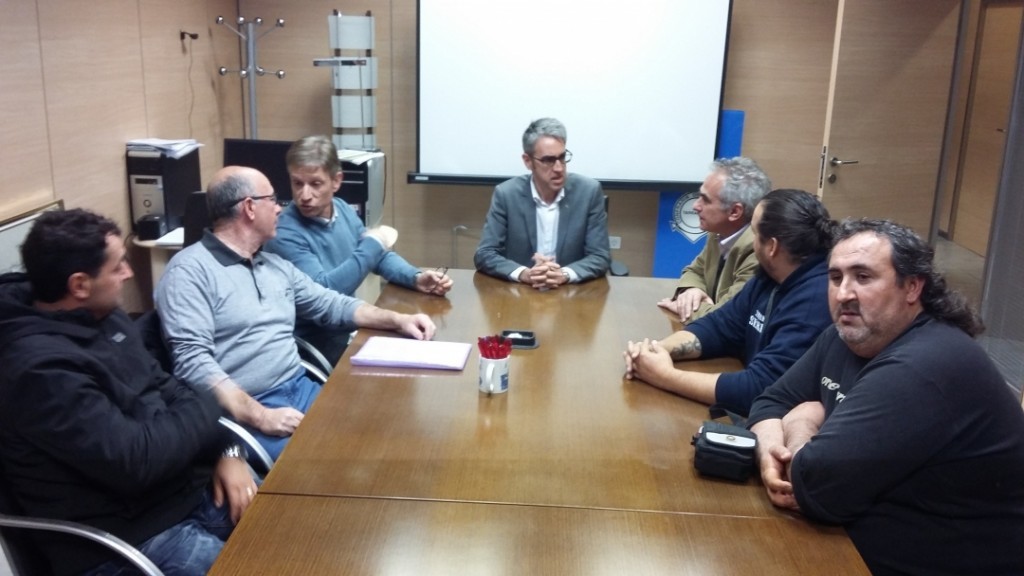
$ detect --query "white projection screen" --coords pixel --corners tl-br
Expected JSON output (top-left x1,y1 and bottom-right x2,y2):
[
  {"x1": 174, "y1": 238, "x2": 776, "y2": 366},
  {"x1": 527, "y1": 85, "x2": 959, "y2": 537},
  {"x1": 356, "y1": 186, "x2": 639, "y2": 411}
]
[{"x1": 411, "y1": 0, "x2": 732, "y2": 189}]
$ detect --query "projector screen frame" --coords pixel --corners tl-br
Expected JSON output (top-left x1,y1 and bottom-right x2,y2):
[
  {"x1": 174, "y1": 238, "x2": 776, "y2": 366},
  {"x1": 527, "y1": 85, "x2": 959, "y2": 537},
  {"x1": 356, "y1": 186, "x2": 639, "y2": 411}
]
[{"x1": 409, "y1": 0, "x2": 734, "y2": 191}]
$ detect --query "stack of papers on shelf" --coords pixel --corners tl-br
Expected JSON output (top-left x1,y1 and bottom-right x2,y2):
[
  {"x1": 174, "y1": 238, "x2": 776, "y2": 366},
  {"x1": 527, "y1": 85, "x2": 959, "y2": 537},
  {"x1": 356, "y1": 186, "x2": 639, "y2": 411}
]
[
  {"x1": 337, "y1": 148, "x2": 384, "y2": 165},
  {"x1": 350, "y1": 336, "x2": 472, "y2": 371},
  {"x1": 127, "y1": 138, "x2": 203, "y2": 159}
]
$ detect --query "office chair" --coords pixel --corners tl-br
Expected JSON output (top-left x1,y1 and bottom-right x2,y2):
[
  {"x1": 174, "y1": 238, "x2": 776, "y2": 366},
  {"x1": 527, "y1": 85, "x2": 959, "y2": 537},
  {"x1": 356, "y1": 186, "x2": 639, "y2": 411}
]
[
  {"x1": 217, "y1": 417, "x2": 274, "y2": 474},
  {"x1": 295, "y1": 336, "x2": 333, "y2": 381},
  {"x1": 0, "y1": 415, "x2": 274, "y2": 576},
  {"x1": 0, "y1": 452, "x2": 163, "y2": 576},
  {"x1": 604, "y1": 196, "x2": 629, "y2": 277},
  {"x1": 134, "y1": 311, "x2": 310, "y2": 469},
  {"x1": 0, "y1": 513, "x2": 163, "y2": 576},
  {"x1": 182, "y1": 191, "x2": 211, "y2": 247}
]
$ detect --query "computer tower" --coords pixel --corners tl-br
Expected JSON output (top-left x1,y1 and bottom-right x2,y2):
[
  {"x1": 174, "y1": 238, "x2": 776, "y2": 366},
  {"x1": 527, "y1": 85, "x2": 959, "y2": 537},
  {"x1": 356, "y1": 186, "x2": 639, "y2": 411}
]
[
  {"x1": 126, "y1": 147, "x2": 201, "y2": 234},
  {"x1": 337, "y1": 153, "x2": 384, "y2": 226}
]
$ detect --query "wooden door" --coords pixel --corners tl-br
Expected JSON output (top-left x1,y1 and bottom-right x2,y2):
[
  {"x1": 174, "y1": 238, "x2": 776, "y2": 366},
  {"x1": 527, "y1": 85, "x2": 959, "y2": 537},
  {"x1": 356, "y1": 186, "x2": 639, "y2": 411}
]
[
  {"x1": 821, "y1": 0, "x2": 961, "y2": 234},
  {"x1": 951, "y1": 0, "x2": 1023, "y2": 256},
  {"x1": 721, "y1": 0, "x2": 838, "y2": 193}
]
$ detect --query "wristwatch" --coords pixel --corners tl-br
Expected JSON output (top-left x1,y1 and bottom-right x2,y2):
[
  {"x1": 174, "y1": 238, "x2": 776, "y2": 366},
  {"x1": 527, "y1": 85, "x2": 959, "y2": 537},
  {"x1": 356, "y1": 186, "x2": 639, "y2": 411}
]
[
  {"x1": 222, "y1": 444, "x2": 247, "y2": 460},
  {"x1": 561, "y1": 269, "x2": 570, "y2": 282}
]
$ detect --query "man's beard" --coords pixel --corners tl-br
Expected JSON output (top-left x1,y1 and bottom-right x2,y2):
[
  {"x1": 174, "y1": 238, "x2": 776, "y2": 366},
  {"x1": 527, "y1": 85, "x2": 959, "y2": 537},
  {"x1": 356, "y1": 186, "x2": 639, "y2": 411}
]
[{"x1": 835, "y1": 302, "x2": 869, "y2": 345}]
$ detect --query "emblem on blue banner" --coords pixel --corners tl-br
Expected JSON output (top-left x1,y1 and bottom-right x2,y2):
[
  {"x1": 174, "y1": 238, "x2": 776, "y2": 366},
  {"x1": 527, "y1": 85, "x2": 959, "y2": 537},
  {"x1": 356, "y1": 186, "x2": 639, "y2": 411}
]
[{"x1": 670, "y1": 190, "x2": 704, "y2": 243}]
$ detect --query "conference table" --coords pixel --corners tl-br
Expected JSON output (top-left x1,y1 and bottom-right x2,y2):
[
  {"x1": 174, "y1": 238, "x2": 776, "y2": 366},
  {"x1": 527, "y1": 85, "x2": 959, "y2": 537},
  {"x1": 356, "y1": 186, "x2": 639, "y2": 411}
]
[{"x1": 210, "y1": 270, "x2": 867, "y2": 575}]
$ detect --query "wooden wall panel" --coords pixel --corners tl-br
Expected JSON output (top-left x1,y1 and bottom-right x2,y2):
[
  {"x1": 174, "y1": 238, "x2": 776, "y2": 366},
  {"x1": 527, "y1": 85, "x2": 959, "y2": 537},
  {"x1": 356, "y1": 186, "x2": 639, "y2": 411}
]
[
  {"x1": 208, "y1": 3, "x2": 247, "y2": 147},
  {"x1": 722, "y1": 0, "x2": 837, "y2": 192},
  {"x1": 0, "y1": 2, "x2": 58, "y2": 221},
  {"x1": 138, "y1": 0, "x2": 238, "y2": 185},
  {"x1": 0, "y1": 0, "x2": 240, "y2": 311},
  {"x1": 37, "y1": 0, "x2": 148, "y2": 223},
  {"x1": 37, "y1": 1, "x2": 150, "y2": 310}
]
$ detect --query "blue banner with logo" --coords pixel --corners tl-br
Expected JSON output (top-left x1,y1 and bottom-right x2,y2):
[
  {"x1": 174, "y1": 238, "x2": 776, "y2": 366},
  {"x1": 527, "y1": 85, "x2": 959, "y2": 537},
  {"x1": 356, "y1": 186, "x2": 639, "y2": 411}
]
[
  {"x1": 652, "y1": 191, "x2": 705, "y2": 278},
  {"x1": 651, "y1": 109, "x2": 744, "y2": 279}
]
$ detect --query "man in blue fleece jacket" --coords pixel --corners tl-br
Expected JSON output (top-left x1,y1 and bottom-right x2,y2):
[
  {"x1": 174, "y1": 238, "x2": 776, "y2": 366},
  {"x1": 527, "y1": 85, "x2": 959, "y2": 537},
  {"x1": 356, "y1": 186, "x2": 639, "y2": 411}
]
[
  {"x1": 625, "y1": 189, "x2": 833, "y2": 416},
  {"x1": 264, "y1": 135, "x2": 452, "y2": 364}
]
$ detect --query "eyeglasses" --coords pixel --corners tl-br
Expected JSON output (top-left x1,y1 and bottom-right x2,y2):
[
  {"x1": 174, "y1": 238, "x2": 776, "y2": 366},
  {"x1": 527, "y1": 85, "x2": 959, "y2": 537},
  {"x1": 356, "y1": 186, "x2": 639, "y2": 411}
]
[
  {"x1": 230, "y1": 194, "x2": 278, "y2": 207},
  {"x1": 531, "y1": 149, "x2": 572, "y2": 167}
]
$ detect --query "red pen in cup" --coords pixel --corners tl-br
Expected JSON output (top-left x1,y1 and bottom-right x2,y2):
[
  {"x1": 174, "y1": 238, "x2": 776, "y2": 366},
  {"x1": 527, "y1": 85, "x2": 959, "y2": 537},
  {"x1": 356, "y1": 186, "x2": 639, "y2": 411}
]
[{"x1": 478, "y1": 335, "x2": 510, "y2": 394}]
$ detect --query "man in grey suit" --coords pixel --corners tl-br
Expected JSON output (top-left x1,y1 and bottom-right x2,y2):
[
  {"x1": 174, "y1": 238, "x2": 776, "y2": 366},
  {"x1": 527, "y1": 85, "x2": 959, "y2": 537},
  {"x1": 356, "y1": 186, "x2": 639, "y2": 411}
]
[{"x1": 474, "y1": 118, "x2": 611, "y2": 289}]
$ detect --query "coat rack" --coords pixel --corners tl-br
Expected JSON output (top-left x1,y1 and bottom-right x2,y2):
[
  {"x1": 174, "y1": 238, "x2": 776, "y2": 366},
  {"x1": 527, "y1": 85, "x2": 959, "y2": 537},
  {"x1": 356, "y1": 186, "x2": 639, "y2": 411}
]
[{"x1": 215, "y1": 16, "x2": 286, "y2": 139}]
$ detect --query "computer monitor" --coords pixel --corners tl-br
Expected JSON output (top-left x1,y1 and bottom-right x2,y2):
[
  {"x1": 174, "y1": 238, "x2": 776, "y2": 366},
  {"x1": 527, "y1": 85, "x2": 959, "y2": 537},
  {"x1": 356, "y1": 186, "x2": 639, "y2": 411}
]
[{"x1": 223, "y1": 138, "x2": 294, "y2": 203}]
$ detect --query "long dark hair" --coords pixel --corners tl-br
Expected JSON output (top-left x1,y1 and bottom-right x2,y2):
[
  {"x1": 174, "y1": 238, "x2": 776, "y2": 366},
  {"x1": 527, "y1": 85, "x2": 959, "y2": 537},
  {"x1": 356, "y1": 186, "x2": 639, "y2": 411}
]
[{"x1": 755, "y1": 189, "x2": 835, "y2": 263}]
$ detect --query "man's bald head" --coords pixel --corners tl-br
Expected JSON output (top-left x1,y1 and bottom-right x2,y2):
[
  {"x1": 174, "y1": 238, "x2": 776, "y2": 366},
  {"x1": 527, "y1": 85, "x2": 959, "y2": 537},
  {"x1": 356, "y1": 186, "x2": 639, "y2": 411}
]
[{"x1": 206, "y1": 166, "x2": 272, "y2": 223}]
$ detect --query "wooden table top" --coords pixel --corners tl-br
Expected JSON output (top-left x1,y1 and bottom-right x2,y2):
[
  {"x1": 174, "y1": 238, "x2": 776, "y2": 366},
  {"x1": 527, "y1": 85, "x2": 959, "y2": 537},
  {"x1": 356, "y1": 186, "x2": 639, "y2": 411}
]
[
  {"x1": 212, "y1": 271, "x2": 867, "y2": 575},
  {"x1": 263, "y1": 270, "x2": 778, "y2": 518},
  {"x1": 210, "y1": 494, "x2": 868, "y2": 576}
]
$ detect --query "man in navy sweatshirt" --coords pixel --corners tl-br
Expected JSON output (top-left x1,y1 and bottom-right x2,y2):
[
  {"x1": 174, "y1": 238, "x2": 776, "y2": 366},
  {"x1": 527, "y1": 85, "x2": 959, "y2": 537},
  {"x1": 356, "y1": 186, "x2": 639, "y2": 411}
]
[{"x1": 624, "y1": 189, "x2": 833, "y2": 416}]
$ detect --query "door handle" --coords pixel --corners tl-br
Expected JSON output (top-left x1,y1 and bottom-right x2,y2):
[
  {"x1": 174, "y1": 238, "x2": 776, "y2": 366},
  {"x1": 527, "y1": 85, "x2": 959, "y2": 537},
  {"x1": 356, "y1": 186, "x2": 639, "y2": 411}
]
[{"x1": 830, "y1": 157, "x2": 859, "y2": 167}]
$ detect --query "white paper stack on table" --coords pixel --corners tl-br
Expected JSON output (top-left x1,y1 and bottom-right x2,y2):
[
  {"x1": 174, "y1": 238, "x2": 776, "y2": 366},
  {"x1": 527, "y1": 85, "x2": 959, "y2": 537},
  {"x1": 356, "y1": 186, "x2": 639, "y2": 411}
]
[{"x1": 350, "y1": 336, "x2": 472, "y2": 370}]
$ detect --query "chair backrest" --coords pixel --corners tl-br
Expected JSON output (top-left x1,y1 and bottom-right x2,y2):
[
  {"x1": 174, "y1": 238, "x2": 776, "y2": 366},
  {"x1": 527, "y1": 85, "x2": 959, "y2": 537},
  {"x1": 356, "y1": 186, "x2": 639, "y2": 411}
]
[
  {"x1": 182, "y1": 191, "x2": 211, "y2": 248},
  {"x1": 0, "y1": 463, "x2": 165, "y2": 575},
  {"x1": 603, "y1": 195, "x2": 629, "y2": 277},
  {"x1": 136, "y1": 310, "x2": 173, "y2": 374},
  {"x1": 133, "y1": 312, "x2": 321, "y2": 470},
  {"x1": 295, "y1": 335, "x2": 333, "y2": 379},
  {"x1": 217, "y1": 417, "x2": 274, "y2": 474}
]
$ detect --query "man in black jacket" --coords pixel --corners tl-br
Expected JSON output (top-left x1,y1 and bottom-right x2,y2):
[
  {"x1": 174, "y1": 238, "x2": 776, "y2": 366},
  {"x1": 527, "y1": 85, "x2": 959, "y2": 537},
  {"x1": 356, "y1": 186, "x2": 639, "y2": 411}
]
[{"x1": 0, "y1": 209, "x2": 255, "y2": 576}]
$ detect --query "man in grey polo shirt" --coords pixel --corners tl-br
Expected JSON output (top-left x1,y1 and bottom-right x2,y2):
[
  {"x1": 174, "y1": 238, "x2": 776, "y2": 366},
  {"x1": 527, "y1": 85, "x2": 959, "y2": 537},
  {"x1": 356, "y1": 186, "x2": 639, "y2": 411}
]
[{"x1": 156, "y1": 166, "x2": 435, "y2": 460}]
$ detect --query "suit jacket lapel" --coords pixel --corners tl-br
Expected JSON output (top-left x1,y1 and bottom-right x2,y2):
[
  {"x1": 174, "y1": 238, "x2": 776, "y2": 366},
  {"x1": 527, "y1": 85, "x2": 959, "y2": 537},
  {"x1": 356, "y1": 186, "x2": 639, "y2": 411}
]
[
  {"x1": 520, "y1": 179, "x2": 538, "y2": 255},
  {"x1": 705, "y1": 234, "x2": 723, "y2": 296},
  {"x1": 556, "y1": 201, "x2": 570, "y2": 261},
  {"x1": 554, "y1": 178, "x2": 572, "y2": 261}
]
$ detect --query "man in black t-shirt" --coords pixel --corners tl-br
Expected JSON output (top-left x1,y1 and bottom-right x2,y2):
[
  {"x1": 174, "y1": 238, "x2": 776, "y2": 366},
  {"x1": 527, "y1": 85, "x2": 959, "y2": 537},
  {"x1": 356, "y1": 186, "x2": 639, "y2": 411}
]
[{"x1": 748, "y1": 219, "x2": 1024, "y2": 575}]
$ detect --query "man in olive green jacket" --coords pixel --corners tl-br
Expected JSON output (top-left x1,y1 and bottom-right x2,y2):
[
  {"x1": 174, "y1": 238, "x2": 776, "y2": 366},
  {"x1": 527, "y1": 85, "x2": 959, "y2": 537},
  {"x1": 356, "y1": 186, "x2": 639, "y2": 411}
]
[{"x1": 658, "y1": 157, "x2": 771, "y2": 323}]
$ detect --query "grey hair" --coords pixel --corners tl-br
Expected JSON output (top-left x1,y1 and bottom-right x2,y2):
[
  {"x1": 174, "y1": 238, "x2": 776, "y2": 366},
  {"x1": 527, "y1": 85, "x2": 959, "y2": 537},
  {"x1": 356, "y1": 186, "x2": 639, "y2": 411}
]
[
  {"x1": 206, "y1": 173, "x2": 254, "y2": 223},
  {"x1": 287, "y1": 135, "x2": 341, "y2": 176},
  {"x1": 712, "y1": 157, "x2": 772, "y2": 221},
  {"x1": 522, "y1": 118, "x2": 567, "y2": 155}
]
